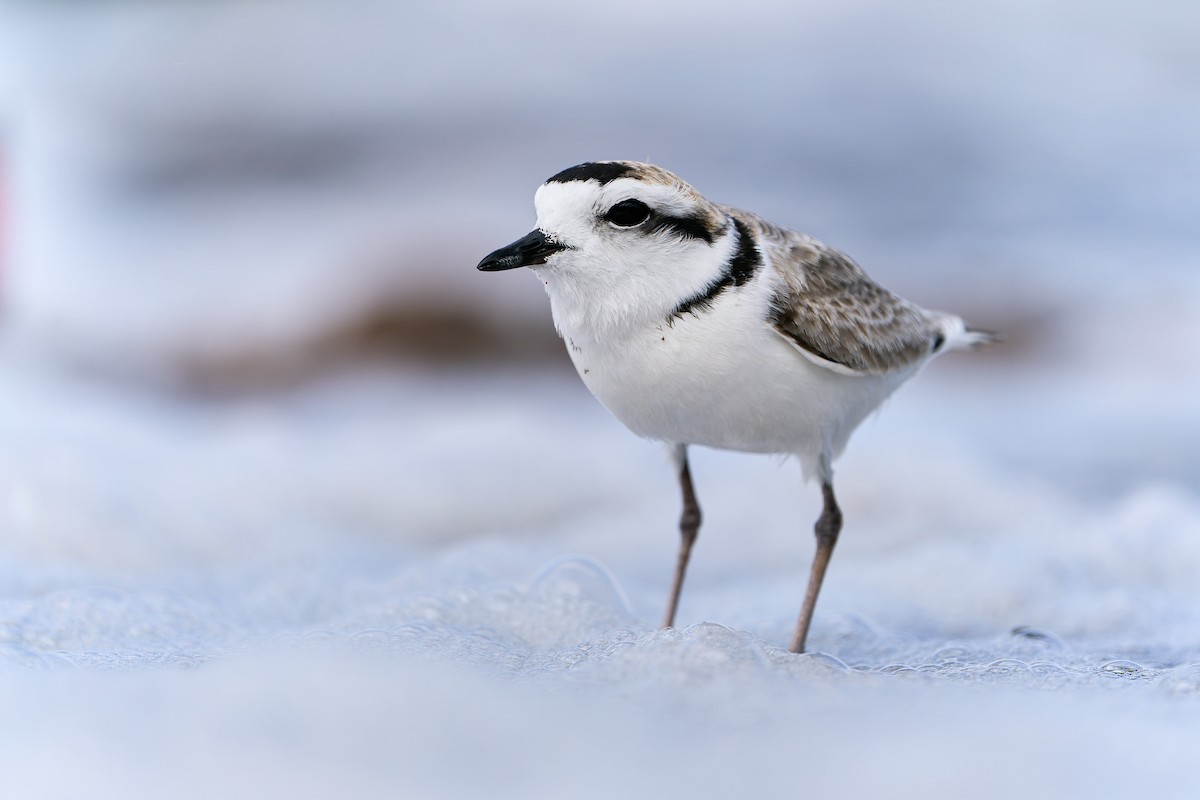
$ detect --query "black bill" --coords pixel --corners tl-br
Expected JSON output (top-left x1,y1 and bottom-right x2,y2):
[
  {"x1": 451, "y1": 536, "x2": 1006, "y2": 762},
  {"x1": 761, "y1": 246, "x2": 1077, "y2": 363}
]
[{"x1": 477, "y1": 229, "x2": 567, "y2": 271}]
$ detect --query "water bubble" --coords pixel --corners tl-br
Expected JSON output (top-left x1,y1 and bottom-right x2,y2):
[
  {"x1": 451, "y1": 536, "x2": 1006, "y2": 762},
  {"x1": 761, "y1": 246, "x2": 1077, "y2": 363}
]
[
  {"x1": 1010, "y1": 626, "x2": 1066, "y2": 649},
  {"x1": 983, "y1": 658, "x2": 1031, "y2": 676},
  {"x1": 878, "y1": 664, "x2": 920, "y2": 676},
  {"x1": 797, "y1": 651, "x2": 852, "y2": 675},
  {"x1": 1099, "y1": 659, "x2": 1146, "y2": 679},
  {"x1": 529, "y1": 555, "x2": 635, "y2": 617},
  {"x1": 932, "y1": 645, "x2": 972, "y2": 664},
  {"x1": 350, "y1": 628, "x2": 394, "y2": 650}
]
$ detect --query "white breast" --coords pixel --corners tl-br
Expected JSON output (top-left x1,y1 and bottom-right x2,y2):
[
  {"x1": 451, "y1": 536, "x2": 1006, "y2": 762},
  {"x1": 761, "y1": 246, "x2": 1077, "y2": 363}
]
[{"x1": 551, "y1": 276, "x2": 917, "y2": 481}]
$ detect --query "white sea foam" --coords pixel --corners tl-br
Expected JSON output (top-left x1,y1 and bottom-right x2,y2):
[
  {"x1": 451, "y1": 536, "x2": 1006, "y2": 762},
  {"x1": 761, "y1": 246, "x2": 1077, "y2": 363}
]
[{"x1": 2, "y1": 326, "x2": 1199, "y2": 797}]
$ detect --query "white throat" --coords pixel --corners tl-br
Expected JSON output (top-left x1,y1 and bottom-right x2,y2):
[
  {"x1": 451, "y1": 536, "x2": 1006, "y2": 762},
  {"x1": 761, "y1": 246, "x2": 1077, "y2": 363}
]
[{"x1": 531, "y1": 181, "x2": 737, "y2": 343}]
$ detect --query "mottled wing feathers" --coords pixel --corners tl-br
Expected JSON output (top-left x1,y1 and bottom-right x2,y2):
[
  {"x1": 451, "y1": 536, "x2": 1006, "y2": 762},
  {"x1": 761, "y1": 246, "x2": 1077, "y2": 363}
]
[{"x1": 730, "y1": 208, "x2": 941, "y2": 375}]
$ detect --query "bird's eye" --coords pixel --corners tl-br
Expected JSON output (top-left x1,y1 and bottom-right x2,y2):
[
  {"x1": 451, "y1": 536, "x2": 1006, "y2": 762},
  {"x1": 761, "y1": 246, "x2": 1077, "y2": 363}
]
[{"x1": 604, "y1": 199, "x2": 651, "y2": 227}]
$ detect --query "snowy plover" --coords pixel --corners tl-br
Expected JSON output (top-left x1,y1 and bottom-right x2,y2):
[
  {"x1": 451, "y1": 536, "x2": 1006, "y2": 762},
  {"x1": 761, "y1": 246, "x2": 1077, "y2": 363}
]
[{"x1": 478, "y1": 161, "x2": 993, "y2": 653}]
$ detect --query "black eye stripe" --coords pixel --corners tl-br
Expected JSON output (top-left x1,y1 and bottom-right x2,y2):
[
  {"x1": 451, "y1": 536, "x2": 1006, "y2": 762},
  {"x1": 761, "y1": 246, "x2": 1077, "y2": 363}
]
[
  {"x1": 648, "y1": 213, "x2": 717, "y2": 244},
  {"x1": 602, "y1": 201, "x2": 718, "y2": 243}
]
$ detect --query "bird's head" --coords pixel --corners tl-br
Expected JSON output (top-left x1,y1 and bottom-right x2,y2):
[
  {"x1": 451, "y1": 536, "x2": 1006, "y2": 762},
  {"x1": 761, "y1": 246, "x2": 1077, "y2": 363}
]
[{"x1": 478, "y1": 161, "x2": 737, "y2": 333}]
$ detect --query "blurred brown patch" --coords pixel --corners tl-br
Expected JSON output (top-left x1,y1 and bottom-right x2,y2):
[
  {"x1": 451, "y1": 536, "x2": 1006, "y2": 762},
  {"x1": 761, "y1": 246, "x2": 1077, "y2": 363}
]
[
  {"x1": 319, "y1": 304, "x2": 565, "y2": 363},
  {"x1": 171, "y1": 303, "x2": 572, "y2": 393}
]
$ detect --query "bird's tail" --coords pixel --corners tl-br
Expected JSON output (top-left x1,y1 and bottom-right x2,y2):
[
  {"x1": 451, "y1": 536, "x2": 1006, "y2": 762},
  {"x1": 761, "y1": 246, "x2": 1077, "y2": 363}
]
[
  {"x1": 934, "y1": 316, "x2": 1000, "y2": 353},
  {"x1": 961, "y1": 328, "x2": 1000, "y2": 349}
]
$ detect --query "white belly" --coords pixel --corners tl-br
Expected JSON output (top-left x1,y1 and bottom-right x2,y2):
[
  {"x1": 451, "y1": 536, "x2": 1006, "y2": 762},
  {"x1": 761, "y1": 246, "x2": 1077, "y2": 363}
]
[{"x1": 562, "y1": 296, "x2": 914, "y2": 478}]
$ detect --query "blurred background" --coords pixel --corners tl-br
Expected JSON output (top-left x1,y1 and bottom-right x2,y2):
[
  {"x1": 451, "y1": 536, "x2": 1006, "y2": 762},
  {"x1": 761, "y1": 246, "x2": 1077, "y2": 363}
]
[
  {"x1": 1, "y1": 0, "x2": 1195, "y2": 383},
  {"x1": 0, "y1": 2, "x2": 1199, "y2": 796}
]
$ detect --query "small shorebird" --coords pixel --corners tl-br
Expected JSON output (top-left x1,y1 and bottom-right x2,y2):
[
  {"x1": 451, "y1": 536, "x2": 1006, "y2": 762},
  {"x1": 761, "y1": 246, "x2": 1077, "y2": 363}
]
[{"x1": 479, "y1": 161, "x2": 993, "y2": 653}]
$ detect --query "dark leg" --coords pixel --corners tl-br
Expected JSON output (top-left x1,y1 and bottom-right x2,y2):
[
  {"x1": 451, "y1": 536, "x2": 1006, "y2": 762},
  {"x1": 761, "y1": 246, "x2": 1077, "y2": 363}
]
[
  {"x1": 789, "y1": 481, "x2": 842, "y2": 653},
  {"x1": 662, "y1": 444, "x2": 702, "y2": 629}
]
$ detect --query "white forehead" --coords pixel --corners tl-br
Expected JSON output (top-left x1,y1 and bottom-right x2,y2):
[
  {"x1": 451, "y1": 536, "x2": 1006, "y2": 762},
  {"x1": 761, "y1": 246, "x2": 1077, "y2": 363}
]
[{"x1": 533, "y1": 178, "x2": 697, "y2": 241}]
